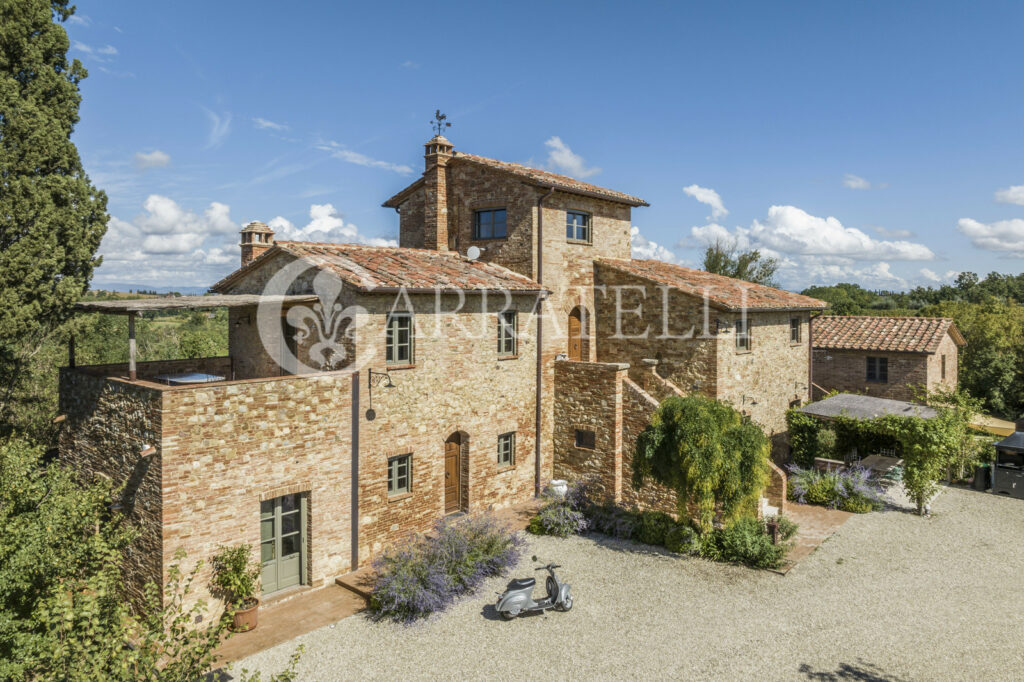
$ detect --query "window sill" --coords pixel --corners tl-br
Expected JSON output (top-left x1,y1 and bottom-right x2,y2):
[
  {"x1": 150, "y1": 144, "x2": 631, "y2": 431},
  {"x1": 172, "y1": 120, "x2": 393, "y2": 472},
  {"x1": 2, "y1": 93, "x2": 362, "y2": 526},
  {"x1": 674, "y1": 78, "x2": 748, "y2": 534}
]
[
  {"x1": 471, "y1": 237, "x2": 508, "y2": 242},
  {"x1": 497, "y1": 354, "x2": 519, "y2": 361},
  {"x1": 387, "y1": 492, "x2": 413, "y2": 503},
  {"x1": 496, "y1": 464, "x2": 516, "y2": 473},
  {"x1": 734, "y1": 349, "x2": 753, "y2": 355},
  {"x1": 789, "y1": 342, "x2": 803, "y2": 347},
  {"x1": 385, "y1": 364, "x2": 416, "y2": 371},
  {"x1": 566, "y1": 239, "x2": 592, "y2": 246},
  {"x1": 574, "y1": 445, "x2": 596, "y2": 452}
]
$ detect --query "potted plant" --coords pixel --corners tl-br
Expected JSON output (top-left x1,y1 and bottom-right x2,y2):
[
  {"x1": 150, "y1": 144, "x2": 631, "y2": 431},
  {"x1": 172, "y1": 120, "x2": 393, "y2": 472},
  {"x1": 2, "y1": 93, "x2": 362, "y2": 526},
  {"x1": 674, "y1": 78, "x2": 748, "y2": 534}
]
[{"x1": 212, "y1": 544, "x2": 261, "y2": 632}]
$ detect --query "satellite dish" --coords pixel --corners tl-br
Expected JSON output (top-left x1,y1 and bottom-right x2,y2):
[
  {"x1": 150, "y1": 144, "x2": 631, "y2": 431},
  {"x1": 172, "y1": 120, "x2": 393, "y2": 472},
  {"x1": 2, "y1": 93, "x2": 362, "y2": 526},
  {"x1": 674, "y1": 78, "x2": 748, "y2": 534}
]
[{"x1": 466, "y1": 246, "x2": 481, "y2": 260}]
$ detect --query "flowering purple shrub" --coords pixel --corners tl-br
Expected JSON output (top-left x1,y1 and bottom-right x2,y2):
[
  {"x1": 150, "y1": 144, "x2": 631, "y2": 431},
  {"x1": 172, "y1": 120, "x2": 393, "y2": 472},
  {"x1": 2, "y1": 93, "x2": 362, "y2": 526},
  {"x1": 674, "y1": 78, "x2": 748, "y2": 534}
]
[
  {"x1": 526, "y1": 500, "x2": 589, "y2": 537},
  {"x1": 370, "y1": 514, "x2": 524, "y2": 623},
  {"x1": 787, "y1": 464, "x2": 885, "y2": 513}
]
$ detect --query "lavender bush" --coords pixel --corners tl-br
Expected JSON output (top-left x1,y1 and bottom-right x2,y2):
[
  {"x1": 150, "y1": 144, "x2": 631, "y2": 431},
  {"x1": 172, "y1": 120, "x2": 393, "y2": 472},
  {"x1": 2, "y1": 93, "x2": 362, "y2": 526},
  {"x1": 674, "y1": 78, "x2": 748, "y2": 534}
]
[
  {"x1": 787, "y1": 464, "x2": 886, "y2": 513},
  {"x1": 370, "y1": 514, "x2": 524, "y2": 623}
]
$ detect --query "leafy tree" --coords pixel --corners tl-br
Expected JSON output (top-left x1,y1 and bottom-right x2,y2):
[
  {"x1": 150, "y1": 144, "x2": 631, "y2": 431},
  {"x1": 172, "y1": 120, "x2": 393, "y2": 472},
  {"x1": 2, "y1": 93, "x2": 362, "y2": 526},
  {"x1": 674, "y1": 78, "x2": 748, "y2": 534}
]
[
  {"x1": 632, "y1": 395, "x2": 770, "y2": 533},
  {"x1": 800, "y1": 282, "x2": 879, "y2": 315},
  {"x1": 701, "y1": 239, "x2": 779, "y2": 287},
  {"x1": 0, "y1": 0, "x2": 109, "y2": 438},
  {"x1": 0, "y1": 440, "x2": 300, "y2": 680}
]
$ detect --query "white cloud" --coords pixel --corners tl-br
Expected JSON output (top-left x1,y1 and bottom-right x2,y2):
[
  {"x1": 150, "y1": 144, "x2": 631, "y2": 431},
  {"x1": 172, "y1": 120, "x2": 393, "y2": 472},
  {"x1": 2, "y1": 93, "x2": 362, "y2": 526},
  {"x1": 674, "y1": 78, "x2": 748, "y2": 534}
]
[
  {"x1": 743, "y1": 206, "x2": 934, "y2": 260},
  {"x1": 72, "y1": 41, "x2": 118, "y2": 62},
  {"x1": 203, "y1": 108, "x2": 232, "y2": 149},
  {"x1": 920, "y1": 268, "x2": 959, "y2": 283},
  {"x1": 957, "y1": 217, "x2": 1024, "y2": 256},
  {"x1": 689, "y1": 222, "x2": 746, "y2": 249},
  {"x1": 874, "y1": 225, "x2": 915, "y2": 239},
  {"x1": 401, "y1": 60, "x2": 420, "y2": 69},
  {"x1": 316, "y1": 141, "x2": 414, "y2": 175},
  {"x1": 253, "y1": 117, "x2": 288, "y2": 131},
  {"x1": 995, "y1": 185, "x2": 1024, "y2": 206},
  {"x1": 544, "y1": 137, "x2": 600, "y2": 178},
  {"x1": 778, "y1": 256, "x2": 908, "y2": 290},
  {"x1": 630, "y1": 226, "x2": 681, "y2": 264},
  {"x1": 67, "y1": 14, "x2": 91, "y2": 26},
  {"x1": 268, "y1": 204, "x2": 397, "y2": 247},
  {"x1": 133, "y1": 149, "x2": 170, "y2": 170},
  {"x1": 683, "y1": 185, "x2": 728, "y2": 220},
  {"x1": 843, "y1": 174, "x2": 874, "y2": 190}
]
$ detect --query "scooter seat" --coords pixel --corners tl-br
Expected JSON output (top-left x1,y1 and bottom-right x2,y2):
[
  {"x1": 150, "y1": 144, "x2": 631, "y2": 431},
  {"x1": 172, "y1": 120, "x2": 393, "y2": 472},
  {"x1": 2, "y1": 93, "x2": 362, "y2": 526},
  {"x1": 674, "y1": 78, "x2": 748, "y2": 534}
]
[{"x1": 508, "y1": 577, "x2": 535, "y2": 590}]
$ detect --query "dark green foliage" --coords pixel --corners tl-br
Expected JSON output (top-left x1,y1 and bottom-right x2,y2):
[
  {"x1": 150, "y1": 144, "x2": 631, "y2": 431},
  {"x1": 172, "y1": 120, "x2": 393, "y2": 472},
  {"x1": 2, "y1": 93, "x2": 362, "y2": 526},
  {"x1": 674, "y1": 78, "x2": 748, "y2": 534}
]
[
  {"x1": 633, "y1": 395, "x2": 770, "y2": 533},
  {"x1": 0, "y1": 0, "x2": 109, "y2": 437},
  {"x1": 582, "y1": 501, "x2": 639, "y2": 539},
  {"x1": 663, "y1": 523, "x2": 698, "y2": 554},
  {"x1": 701, "y1": 517, "x2": 788, "y2": 570},
  {"x1": 702, "y1": 239, "x2": 779, "y2": 287},
  {"x1": 637, "y1": 510, "x2": 675, "y2": 546},
  {"x1": 776, "y1": 515, "x2": 798, "y2": 541},
  {"x1": 211, "y1": 545, "x2": 260, "y2": 607}
]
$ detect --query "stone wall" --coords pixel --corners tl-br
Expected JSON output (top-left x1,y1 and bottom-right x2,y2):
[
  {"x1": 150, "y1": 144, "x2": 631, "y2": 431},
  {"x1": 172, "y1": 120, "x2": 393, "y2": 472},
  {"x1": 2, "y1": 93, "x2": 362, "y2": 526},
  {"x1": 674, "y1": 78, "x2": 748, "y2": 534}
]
[
  {"x1": 552, "y1": 360, "x2": 625, "y2": 501},
  {"x1": 620, "y1": 379, "x2": 680, "y2": 516},
  {"x1": 58, "y1": 370, "x2": 164, "y2": 607},
  {"x1": 715, "y1": 311, "x2": 811, "y2": 437},
  {"x1": 352, "y1": 291, "x2": 540, "y2": 561},
  {"x1": 812, "y1": 349, "x2": 929, "y2": 402},
  {"x1": 927, "y1": 333, "x2": 959, "y2": 394}
]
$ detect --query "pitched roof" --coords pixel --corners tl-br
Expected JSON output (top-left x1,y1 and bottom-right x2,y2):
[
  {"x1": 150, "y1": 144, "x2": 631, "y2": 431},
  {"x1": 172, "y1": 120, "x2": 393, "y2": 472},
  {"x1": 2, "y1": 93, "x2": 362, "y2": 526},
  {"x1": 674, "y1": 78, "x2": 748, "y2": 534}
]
[
  {"x1": 595, "y1": 258, "x2": 828, "y2": 312},
  {"x1": 210, "y1": 242, "x2": 546, "y2": 295},
  {"x1": 812, "y1": 316, "x2": 966, "y2": 354},
  {"x1": 382, "y1": 152, "x2": 649, "y2": 208},
  {"x1": 798, "y1": 393, "x2": 938, "y2": 421}
]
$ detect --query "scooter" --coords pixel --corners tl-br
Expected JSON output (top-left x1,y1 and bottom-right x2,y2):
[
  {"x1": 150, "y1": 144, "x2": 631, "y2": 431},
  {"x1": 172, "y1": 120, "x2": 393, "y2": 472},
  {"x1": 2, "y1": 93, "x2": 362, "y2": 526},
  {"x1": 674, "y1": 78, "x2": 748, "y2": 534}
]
[{"x1": 495, "y1": 556, "x2": 572, "y2": 620}]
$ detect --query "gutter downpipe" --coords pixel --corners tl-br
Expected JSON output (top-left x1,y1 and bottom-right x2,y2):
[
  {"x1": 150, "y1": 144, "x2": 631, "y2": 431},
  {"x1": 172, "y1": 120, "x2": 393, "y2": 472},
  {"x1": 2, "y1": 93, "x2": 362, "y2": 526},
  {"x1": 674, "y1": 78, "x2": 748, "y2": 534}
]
[{"x1": 535, "y1": 185, "x2": 556, "y2": 497}]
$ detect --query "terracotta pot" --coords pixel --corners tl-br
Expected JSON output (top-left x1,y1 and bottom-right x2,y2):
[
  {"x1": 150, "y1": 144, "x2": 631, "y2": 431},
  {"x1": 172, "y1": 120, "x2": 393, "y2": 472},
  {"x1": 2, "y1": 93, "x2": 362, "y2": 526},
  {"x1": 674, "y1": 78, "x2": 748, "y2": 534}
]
[{"x1": 231, "y1": 597, "x2": 259, "y2": 632}]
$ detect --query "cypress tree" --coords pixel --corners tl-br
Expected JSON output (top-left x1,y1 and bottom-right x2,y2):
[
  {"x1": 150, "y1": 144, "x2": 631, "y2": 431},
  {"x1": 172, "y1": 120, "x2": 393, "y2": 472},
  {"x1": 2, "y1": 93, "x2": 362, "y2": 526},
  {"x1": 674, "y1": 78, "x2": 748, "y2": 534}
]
[{"x1": 0, "y1": 0, "x2": 108, "y2": 435}]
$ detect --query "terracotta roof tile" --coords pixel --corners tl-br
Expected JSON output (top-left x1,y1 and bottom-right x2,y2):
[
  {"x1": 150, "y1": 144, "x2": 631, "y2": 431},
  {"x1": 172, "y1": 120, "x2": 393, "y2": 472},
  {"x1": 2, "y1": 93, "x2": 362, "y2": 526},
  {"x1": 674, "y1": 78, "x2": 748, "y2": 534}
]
[
  {"x1": 211, "y1": 242, "x2": 545, "y2": 294},
  {"x1": 596, "y1": 258, "x2": 828, "y2": 311},
  {"x1": 812, "y1": 316, "x2": 966, "y2": 353},
  {"x1": 382, "y1": 152, "x2": 649, "y2": 208}
]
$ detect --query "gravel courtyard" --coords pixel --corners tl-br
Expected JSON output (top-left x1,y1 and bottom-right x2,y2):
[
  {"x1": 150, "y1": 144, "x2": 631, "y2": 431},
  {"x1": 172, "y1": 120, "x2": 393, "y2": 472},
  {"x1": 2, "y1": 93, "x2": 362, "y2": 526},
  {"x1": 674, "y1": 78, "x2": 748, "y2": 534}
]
[{"x1": 236, "y1": 486, "x2": 1024, "y2": 681}]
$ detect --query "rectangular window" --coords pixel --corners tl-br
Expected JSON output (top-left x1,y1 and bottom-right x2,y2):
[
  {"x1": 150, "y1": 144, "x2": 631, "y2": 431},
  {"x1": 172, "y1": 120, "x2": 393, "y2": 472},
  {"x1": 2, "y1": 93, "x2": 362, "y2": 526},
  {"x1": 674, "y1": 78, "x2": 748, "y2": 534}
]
[
  {"x1": 574, "y1": 429, "x2": 596, "y2": 450},
  {"x1": 498, "y1": 310, "x2": 517, "y2": 357},
  {"x1": 387, "y1": 454, "x2": 411, "y2": 496},
  {"x1": 385, "y1": 313, "x2": 413, "y2": 365},
  {"x1": 790, "y1": 317, "x2": 801, "y2": 343},
  {"x1": 941, "y1": 354, "x2": 947, "y2": 380},
  {"x1": 735, "y1": 318, "x2": 750, "y2": 351},
  {"x1": 497, "y1": 432, "x2": 515, "y2": 467},
  {"x1": 474, "y1": 209, "x2": 507, "y2": 240},
  {"x1": 866, "y1": 356, "x2": 888, "y2": 383},
  {"x1": 565, "y1": 211, "x2": 591, "y2": 242}
]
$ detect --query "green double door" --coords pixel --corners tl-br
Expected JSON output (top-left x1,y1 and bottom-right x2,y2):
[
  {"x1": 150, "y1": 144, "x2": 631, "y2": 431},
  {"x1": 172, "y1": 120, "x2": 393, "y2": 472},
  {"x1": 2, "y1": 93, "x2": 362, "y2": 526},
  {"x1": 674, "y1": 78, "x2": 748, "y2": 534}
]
[{"x1": 260, "y1": 493, "x2": 306, "y2": 594}]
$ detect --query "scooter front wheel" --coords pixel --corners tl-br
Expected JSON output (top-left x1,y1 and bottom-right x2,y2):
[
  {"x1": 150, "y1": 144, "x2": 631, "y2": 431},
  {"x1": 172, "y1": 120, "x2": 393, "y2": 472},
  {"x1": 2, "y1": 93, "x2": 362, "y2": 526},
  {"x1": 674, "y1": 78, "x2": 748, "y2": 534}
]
[
  {"x1": 556, "y1": 595, "x2": 573, "y2": 612},
  {"x1": 500, "y1": 609, "x2": 519, "y2": 620}
]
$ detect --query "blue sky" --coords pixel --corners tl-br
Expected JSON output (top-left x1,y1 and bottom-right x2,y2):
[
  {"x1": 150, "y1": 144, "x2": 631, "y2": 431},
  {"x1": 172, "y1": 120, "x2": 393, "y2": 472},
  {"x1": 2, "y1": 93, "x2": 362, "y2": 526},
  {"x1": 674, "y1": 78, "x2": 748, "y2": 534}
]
[{"x1": 66, "y1": 0, "x2": 1024, "y2": 291}]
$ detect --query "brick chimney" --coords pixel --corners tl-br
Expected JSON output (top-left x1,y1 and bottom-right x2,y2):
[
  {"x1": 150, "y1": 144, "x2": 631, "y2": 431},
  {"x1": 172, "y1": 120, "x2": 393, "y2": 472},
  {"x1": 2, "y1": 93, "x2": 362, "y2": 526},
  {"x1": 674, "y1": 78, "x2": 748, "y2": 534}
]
[
  {"x1": 239, "y1": 221, "x2": 274, "y2": 267},
  {"x1": 423, "y1": 135, "x2": 453, "y2": 251}
]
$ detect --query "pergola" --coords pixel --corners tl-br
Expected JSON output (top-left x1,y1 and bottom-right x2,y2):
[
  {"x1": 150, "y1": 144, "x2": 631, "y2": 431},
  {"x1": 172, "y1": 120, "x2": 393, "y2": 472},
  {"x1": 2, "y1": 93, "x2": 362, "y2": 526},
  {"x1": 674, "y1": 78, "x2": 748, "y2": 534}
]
[{"x1": 72, "y1": 294, "x2": 318, "y2": 381}]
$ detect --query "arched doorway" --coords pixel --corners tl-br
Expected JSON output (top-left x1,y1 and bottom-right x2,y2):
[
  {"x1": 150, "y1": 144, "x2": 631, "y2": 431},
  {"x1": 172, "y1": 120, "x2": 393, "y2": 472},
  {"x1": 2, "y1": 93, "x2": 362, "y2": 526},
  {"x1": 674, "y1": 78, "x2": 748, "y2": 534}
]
[
  {"x1": 444, "y1": 433, "x2": 462, "y2": 514},
  {"x1": 568, "y1": 306, "x2": 588, "y2": 361}
]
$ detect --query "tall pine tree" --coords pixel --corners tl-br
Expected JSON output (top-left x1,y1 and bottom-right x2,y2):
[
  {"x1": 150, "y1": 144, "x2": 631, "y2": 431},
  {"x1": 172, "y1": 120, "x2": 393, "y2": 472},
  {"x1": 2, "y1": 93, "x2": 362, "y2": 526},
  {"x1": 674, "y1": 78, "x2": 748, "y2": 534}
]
[{"x1": 0, "y1": 0, "x2": 108, "y2": 437}]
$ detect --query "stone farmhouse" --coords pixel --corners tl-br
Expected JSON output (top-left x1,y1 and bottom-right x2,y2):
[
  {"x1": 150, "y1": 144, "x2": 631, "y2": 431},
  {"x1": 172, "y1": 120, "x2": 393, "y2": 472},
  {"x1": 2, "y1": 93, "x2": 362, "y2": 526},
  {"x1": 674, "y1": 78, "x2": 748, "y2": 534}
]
[
  {"x1": 58, "y1": 134, "x2": 825, "y2": 609},
  {"x1": 811, "y1": 315, "x2": 964, "y2": 402}
]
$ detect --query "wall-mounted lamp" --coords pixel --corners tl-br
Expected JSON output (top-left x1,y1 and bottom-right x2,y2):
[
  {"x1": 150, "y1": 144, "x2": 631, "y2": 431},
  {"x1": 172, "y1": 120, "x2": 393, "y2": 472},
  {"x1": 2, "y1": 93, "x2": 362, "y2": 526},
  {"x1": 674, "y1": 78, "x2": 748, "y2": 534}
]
[
  {"x1": 366, "y1": 369, "x2": 395, "y2": 421},
  {"x1": 140, "y1": 444, "x2": 157, "y2": 457}
]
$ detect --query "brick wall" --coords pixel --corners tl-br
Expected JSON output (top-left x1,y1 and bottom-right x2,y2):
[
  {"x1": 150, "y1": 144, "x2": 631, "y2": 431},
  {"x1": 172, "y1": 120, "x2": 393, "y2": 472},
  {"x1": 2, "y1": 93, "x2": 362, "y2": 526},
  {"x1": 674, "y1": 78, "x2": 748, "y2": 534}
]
[
  {"x1": 927, "y1": 333, "x2": 959, "y2": 393},
  {"x1": 812, "y1": 349, "x2": 929, "y2": 402},
  {"x1": 58, "y1": 370, "x2": 164, "y2": 607},
  {"x1": 620, "y1": 379, "x2": 680, "y2": 516}
]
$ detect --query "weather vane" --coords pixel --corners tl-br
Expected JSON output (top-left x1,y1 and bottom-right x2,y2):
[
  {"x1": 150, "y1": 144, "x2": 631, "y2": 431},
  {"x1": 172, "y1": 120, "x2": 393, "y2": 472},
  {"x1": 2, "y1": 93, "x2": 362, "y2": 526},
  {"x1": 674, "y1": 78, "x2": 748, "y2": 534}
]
[{"x1": 431, "y1": 109, "x2": 451, "y2": 137}]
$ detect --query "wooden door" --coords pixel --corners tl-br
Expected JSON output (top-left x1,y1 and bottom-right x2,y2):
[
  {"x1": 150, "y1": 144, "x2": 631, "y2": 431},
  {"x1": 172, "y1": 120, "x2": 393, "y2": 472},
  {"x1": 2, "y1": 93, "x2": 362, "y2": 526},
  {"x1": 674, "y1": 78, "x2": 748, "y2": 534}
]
[
  {"x1": 260, "y1": 493, "x2": 305, "y2": 594},
  {"x1": 568, "y1": 308, "x2": 582, "y2": 361},
  {"x1": 445, "y1": 436, "x2": 461, "y2": 513}
]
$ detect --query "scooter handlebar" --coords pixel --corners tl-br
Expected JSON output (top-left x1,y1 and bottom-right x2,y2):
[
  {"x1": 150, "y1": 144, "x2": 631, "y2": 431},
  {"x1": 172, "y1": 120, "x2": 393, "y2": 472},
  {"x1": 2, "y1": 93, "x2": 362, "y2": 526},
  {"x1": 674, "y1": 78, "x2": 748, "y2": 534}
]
[{"x1": 534, "y1": 564, "x2": 561, "y2": 570}]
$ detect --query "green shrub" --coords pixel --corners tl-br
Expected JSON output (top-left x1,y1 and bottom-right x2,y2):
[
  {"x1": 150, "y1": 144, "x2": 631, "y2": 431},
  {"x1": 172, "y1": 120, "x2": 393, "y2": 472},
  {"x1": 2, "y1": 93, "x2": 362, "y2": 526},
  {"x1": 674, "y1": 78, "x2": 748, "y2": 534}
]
[
  {"x1": 211, "y1": 544, "x2": 260, "y2": 608},
  {"x1": 664, "y1": 523, "x2": 698, "y2": 554},
  {"x1": 583, "y1": 502, "x2": 640, "y2": 539},
  {"x1": 637, "y1": 510, "x2": 675, "y2": 546},
  {"x1": 776, "y1": 515, "x2": 799, "y2": 541},
  {"x1": 701, "y1": 517, "x2": 789, "y2": 570}
]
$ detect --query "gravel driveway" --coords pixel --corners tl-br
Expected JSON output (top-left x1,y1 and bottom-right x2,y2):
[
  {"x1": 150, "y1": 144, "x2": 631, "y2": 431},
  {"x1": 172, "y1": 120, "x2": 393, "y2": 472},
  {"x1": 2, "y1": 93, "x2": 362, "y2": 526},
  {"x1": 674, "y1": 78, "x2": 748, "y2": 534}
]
[{"x1": 235, "y1": 486, "x2": 1024, "y2": 680}]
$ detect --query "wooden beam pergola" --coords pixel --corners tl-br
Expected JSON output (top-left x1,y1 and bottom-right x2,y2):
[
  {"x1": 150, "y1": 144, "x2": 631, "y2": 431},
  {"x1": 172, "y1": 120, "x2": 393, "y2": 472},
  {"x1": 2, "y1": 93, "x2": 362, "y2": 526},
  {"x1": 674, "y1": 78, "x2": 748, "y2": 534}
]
[{"x1": 71, "y1": 294, "x2": 320, "y2": 382}]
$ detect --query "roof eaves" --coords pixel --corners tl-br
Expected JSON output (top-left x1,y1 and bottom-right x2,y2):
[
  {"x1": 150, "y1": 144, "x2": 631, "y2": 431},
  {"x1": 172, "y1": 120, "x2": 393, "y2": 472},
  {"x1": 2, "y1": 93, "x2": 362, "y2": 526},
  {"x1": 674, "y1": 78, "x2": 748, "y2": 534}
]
[{"x1": 382, "y1": 177, "x2": 425, "y2": 208}]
